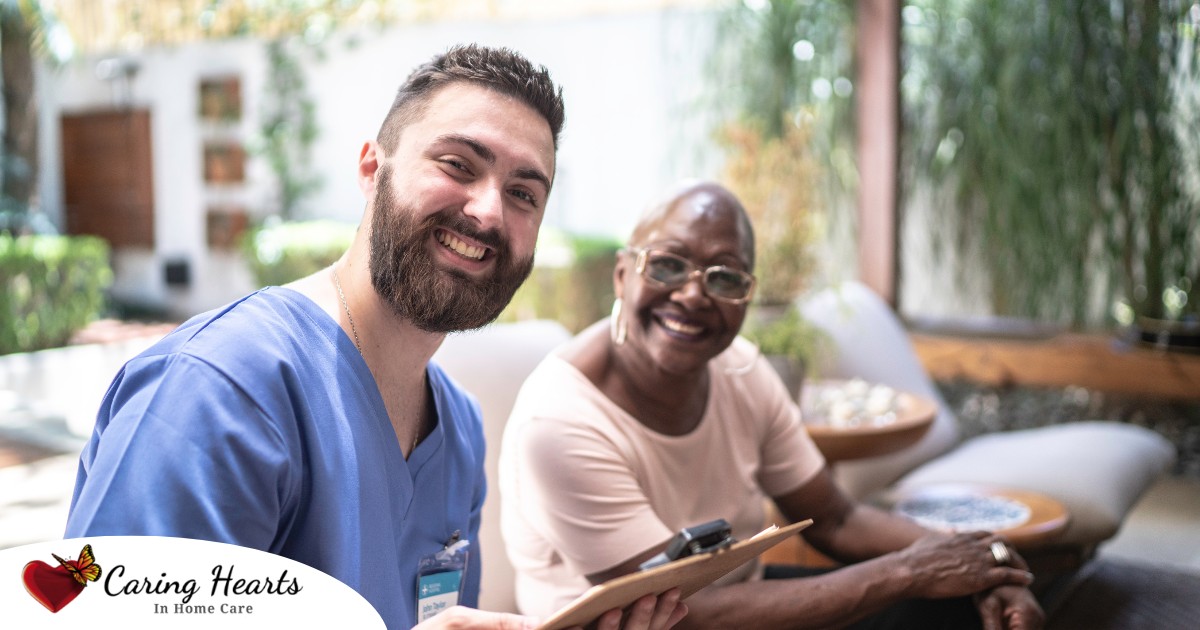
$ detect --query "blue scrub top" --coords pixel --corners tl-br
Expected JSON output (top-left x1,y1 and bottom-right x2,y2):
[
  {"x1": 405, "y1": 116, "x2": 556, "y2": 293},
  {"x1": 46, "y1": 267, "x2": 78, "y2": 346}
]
[{"x1": 66, "y1": 287, "x2": 485, "y2": 628}]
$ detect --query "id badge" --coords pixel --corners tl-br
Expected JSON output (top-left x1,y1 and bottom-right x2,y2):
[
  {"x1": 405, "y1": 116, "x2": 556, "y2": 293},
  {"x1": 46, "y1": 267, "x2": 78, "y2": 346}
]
[{"x1": 416, "y1": 533, "x2": 470, "y2": 623}]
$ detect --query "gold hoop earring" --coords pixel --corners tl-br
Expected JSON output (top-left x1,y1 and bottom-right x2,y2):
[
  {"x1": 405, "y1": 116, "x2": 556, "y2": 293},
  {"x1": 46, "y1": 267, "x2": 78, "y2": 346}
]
[{"x1": 610, "y1": 298, "x2": 627, "y2": 346}]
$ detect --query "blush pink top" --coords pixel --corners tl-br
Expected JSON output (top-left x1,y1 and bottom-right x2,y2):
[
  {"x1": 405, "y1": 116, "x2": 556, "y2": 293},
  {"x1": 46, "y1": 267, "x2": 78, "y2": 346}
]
[{"x1": 499, "y1": 336, "x2": 825, "y2": 618}]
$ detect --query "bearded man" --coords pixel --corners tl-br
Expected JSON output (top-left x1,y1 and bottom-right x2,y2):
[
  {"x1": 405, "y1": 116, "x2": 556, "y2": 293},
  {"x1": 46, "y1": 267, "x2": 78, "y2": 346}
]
[{"x1": 65, "y1": 44, "x2": 685, "y2": 630}]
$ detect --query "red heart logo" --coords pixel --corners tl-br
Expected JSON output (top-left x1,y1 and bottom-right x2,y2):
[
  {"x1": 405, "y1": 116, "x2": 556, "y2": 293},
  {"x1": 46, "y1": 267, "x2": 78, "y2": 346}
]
[{"x1": 22, "y1": 560, "x2": 85, "y2": 613}]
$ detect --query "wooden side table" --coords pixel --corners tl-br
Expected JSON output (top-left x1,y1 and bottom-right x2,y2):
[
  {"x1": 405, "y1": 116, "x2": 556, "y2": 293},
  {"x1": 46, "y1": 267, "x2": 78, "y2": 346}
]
[
  {"x1": 762, "y1": 379, "x2": 942, "y2": 567},
  {"x1": 890, "y1": 483, "x2": 1071, "y2": 549},
  {"x1": 761, "y1": 484, "x2": 1072, "y2": 568}
]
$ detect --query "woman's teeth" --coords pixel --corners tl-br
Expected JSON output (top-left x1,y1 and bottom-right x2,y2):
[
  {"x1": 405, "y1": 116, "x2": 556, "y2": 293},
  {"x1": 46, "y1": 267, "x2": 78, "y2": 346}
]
[
  {"x1": 437, "y1": 231, "x2": 485, "y2": 260},
  {"x1": 661, "y1": 318, "x2": 702, "y2": 335}
]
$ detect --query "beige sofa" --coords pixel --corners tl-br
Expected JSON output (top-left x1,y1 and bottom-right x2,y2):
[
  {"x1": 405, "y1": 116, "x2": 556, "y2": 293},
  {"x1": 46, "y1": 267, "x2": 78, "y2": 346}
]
[
  {"x1": 799, "y1": 282, "x2": 1176, "y2": 563},
  {"x1": 435, "y1": 289, "x2": 1177, "y2": 612}
]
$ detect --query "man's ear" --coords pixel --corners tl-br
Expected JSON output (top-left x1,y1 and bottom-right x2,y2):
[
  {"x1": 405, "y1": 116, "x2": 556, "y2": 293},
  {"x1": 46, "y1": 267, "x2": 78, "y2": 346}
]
[{"x1": 357, "y1": 141, "x2": 381, "y2": 196}]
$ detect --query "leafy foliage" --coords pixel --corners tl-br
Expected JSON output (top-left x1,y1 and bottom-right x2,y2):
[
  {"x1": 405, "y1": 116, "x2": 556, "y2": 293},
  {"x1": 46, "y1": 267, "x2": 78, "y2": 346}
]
[
  {"x1": 498, "y1": 230, "x2": 622, "y2": 333},
  {"x1": 254, "y1": 37, "x2": 323, "y2": 220},
  {"x1": 718, "y1": 116, "x2": 821, "y2": 305},
  {"x1": 0, "y1": 234, "x2": 112, "y2": 355},
  {"x1": 903, "y1": 0, "x2": 1200, "y2": 326},
  {"x1": 242, "y1": 219, "x2": 355, "y2": 287},
  {"x1": 708, "y1": 0, "x2": 857, "y2": 306},
  {"x1": 740, "y1": 303, "x2": 828, "y2": 369}
]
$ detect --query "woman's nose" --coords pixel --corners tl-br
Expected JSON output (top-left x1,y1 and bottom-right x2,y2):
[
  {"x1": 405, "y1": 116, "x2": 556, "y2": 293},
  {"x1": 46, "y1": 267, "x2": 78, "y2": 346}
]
[{"x1": 672, "y1": 271, "x2": 712, "y2": 307}]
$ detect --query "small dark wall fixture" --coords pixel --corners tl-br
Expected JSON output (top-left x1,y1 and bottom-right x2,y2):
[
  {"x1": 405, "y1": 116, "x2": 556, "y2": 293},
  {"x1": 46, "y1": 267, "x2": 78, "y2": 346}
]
[{"x1": 164, "y1": 258, "x2": 191, "y2": 287}]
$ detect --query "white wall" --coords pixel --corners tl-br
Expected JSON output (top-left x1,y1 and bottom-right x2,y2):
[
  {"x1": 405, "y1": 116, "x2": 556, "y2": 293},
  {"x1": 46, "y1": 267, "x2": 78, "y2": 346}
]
[{"x1": 36, "y1": 7, "x2": 722, "y2": 319}]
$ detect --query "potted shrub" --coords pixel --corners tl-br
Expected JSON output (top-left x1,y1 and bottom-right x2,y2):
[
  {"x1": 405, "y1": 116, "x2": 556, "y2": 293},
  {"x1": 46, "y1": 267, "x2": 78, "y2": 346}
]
[{"x1": 740, "y1": 305, "x2": 826, "y2": 401}]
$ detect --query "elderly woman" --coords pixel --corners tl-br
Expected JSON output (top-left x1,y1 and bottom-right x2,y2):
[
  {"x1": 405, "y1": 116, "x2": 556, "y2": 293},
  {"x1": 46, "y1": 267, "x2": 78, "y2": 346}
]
[{"x1": 499, "y1": 181, "x2": 1043, "y2": 629}]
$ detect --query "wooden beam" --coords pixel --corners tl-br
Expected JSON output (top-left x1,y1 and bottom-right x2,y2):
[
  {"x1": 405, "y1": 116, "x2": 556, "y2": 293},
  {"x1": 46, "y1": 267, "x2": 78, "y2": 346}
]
[
  {"x1": 912, "y1": 333, "x2": 1200, "y2": 400},
  {"x1": 855, "y1": 0, "x2": 900, "y2": 306}
]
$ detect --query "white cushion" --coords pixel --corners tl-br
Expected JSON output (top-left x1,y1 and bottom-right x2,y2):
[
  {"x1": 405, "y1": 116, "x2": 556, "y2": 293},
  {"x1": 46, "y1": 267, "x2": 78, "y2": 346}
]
[
  {"x1": 799, "y1": 282, "x2": 959, "y2": 498},
  {"x1": 798, "y1": 281, "x2": 1176, "y2": 549},
  {"x1": 887, "y1": 421, "x2": 1175, "y2": 545},
  {"x1": 434, "y1": 320, "x2": 572, "y2": 613}
]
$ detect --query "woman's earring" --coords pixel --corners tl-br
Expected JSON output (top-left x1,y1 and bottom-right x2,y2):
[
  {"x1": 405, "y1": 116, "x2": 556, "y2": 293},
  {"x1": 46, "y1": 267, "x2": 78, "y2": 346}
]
[{"x1": 610, "y1": 298, "x2": 627, "y2": 346}]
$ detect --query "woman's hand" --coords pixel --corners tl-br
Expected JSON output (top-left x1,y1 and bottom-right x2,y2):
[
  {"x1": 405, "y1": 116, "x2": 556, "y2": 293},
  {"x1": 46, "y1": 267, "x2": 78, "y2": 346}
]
[
  {"x1": 593, "y1": 589, "x2": 687, "y2": 630},
  {"x1": 976, "y1": 584, "x2": 1045, "y2": 630},
  {"x1": 897, "y1": 531, "x2": 1034, "y2": 600},
  {"x1": 412, "y1": 589, "x2": 687, "y2": 630}
]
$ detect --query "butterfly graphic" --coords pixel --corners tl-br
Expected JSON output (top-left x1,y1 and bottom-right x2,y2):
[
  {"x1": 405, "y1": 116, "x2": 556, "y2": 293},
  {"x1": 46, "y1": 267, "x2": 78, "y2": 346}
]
[{"x1": 51, "y1": 544, "x2": 102, "y2": 586}]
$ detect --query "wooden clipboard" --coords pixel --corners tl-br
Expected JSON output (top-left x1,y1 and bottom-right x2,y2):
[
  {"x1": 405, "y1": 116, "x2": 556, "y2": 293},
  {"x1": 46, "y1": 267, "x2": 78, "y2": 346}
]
[{"x1": 537, "y1": 519, "x2": 812, "y2": 630}]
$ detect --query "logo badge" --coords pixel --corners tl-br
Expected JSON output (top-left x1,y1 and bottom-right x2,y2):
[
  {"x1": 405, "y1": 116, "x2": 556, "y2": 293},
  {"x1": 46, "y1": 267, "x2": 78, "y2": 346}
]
[{"x1": 22, "y1": 544, "x2": 102, "y2": 613}]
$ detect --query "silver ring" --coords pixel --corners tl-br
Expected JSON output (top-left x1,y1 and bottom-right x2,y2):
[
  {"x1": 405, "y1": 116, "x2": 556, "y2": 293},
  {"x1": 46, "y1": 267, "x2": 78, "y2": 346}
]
[{"x1": 989, "y1": 541, "x2": 1012, "y2": 566}]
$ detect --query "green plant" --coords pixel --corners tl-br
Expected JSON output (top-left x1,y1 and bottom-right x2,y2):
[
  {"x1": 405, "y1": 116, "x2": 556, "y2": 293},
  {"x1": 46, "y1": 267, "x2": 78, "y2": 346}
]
[
  {"x1": 707, "y1": 0, "x2": 859, "y2": 307},
  {"x1": 0, "y1": 234, "x2": 112, "y2": 354},
  {"x1": 242, "y1": 219, "x2": 355, "y2": 287},
  {"x1": 903, "y1": 0, "x2": 1200, "y2": 328},
  {"x1": 740, "y1": 304, "x2": 827, "y2": 370},
  {"x1": 254, "y1": 37, "x2": 322, "y2": 220},
  {"x1": 498, "y1": 229, "x2": 622, "y2": 333},
  {"x1": 718, "y1": 116, "x2": 822, "y2": 306}
]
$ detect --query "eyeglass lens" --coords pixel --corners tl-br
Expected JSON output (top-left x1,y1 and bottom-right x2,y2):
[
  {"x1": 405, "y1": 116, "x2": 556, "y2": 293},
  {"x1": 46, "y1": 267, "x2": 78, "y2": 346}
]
[{"x1": 643, "y1": 251, "x2": 752, "y2": 300}]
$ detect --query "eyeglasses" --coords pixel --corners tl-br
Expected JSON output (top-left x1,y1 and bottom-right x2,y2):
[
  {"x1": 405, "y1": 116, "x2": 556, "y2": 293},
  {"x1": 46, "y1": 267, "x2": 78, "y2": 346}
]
[{"x1": 633, "y1": 248, "x2": 756, "y2": 304}]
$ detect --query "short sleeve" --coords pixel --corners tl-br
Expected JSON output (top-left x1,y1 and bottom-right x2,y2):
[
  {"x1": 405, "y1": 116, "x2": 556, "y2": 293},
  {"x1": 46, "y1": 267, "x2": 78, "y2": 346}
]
[
  {"x1": 66, "y1": 353, "x2": 293, "y2": 549},
  {"x1": 507, "y1": 415, "x2": 673, "y2": 577},
  {"x1": 733, "y1": 344, "x2": 825, "y2": 497}
]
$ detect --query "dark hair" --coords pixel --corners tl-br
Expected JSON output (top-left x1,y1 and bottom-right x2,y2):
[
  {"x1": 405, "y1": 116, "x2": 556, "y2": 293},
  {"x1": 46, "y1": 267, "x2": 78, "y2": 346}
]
[{"x1": 377, "y1": 44, "x2": 565, "y2": 153}]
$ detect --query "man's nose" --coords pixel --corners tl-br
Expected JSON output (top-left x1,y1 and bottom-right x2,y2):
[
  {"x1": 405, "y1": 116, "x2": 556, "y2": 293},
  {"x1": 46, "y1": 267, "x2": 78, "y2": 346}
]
[{"x1": 463, "y1": 182, "x2": 505, "y2": 229}]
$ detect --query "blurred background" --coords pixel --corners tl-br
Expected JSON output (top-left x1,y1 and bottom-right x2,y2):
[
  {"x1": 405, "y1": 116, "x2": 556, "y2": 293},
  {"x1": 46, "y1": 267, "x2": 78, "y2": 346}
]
[{"x1": 2, "y1": 0, "x2": 1199, "y2": 589}]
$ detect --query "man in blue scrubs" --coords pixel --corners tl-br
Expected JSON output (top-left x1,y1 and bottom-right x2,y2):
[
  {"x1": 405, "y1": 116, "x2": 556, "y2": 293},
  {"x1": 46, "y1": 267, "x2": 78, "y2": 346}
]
[{"x1": 65, "y1": 44, "x2": 685, "y2": 630}]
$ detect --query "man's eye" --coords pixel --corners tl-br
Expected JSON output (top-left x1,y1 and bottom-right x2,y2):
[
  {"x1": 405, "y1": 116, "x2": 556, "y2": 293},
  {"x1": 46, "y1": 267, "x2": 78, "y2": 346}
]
[
  {"x1": 510, "y1": 188, "x2": 538, "y2": 207},
  {"x1": 443, "y1": 158, "x2": 470, "y2": 173}
]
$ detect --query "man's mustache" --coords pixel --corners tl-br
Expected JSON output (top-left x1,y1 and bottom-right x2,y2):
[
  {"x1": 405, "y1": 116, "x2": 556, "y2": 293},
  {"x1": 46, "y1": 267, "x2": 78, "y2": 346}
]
[{"x1": 425, "y1": 211, "x2": 505, "y2": 253}]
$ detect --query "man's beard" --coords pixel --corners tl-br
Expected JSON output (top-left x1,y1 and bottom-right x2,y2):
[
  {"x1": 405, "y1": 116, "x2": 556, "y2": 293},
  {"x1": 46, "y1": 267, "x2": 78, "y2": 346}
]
[{"x1": 368, "y1": 167, "x2": 534, "y2": 333}]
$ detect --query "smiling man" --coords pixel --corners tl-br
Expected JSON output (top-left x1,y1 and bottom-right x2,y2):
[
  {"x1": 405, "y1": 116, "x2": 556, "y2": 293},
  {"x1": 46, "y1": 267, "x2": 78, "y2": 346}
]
[{"x1": 65, "y1": 45, "x2": 685, "y2": 630}]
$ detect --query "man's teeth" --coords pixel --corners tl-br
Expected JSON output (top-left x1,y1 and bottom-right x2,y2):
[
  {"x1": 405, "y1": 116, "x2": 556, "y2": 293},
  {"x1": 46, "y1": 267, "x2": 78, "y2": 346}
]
[
  {"x1": 661, "y1": 318, "x2": 702, "y2": 335},
  {"x1": 437, "y1": 232, "x2": 485, "y2": 260}
]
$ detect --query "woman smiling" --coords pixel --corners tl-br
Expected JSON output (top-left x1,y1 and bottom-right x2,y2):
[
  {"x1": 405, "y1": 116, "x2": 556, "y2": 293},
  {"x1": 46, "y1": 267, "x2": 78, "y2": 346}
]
[{"x1": 499, "y1": 181, "x2": 1044, "y2": 630}]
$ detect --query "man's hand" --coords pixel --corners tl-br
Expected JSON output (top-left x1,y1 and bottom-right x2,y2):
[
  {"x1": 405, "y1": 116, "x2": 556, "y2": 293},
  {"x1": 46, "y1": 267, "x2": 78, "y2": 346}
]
[
  {"x1": 412, "y1": 589, "x2": 687, "y2": 630},
  {"x1": 413, "y1": 606, "x2": 539, "y2": 630}
]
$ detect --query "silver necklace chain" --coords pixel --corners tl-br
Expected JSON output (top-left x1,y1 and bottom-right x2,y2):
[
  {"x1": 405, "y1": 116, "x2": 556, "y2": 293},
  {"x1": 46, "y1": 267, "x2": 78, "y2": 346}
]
[
  {"x1": 331, "y1": 265, "x2": 421, "y2": 457},
  {"x1": 331, "y1": 265, "x2": 364, "y2": 356}
]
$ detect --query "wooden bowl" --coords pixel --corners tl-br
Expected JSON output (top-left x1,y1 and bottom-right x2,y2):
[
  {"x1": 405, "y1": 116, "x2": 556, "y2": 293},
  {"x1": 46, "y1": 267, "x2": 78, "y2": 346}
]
[{"x1": 800, "y1": 380, "x2": 937, "y2": 461}]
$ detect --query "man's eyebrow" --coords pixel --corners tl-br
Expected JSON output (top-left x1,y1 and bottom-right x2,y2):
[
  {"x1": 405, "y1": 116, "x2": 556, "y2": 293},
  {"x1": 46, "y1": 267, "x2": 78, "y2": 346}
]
[
  {"x1": 437, "y1": 134, "x2": 495, "y2": 164},
  {"x1": 437, "y1": 133, "x2": 552, "y2": 193},
  {"x1": 514, "y1": 167, "x2": 552, "y2": 194}
]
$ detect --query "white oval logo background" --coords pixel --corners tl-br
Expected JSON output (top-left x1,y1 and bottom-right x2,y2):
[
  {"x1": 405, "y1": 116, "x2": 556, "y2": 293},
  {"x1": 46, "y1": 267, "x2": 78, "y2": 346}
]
[{"x1": 1, "y1": 536, "x2": 385, "y2": 628}]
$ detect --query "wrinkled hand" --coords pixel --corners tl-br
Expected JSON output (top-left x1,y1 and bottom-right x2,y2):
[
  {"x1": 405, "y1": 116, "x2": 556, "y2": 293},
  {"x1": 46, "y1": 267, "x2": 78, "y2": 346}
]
[
  {"x1": 975, "y1": 585, "x2": 1044, "y2": 630},
  {"x1": 898, "y1": 531, "x2": 1034, "y2": 600},
  {"x1": 411, "y1": 589, "x2": 687, "y2": 630}
]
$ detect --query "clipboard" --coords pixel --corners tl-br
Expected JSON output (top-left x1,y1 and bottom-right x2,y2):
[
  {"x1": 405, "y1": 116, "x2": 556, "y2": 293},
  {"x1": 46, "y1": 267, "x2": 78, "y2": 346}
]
[{"x1": 537, "y1": 519, "x2": 812, "y2": 630}]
